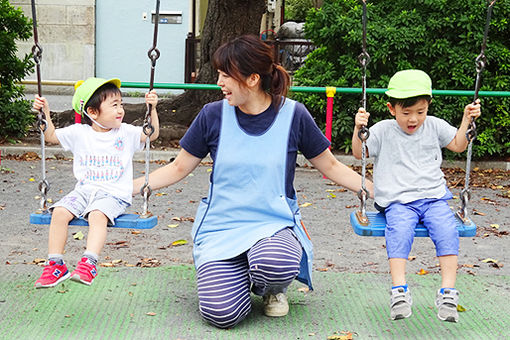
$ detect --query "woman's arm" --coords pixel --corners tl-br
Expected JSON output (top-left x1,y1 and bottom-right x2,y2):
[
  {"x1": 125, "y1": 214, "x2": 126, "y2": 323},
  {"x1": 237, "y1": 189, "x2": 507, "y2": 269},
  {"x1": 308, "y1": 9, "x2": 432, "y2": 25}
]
[
  {"x1": 133, "y1": 148, "x2": 202, "y2": 195},
  {"x1": 308, "y1": 148, "x2": 374, "y2": 198}
]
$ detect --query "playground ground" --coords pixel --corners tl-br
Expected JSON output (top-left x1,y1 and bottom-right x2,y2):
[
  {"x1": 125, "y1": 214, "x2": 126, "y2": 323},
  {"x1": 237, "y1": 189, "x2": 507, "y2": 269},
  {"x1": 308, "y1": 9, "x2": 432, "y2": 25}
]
[{"x1": 0, "y1": 147, "x2": 509, "y2": 339}]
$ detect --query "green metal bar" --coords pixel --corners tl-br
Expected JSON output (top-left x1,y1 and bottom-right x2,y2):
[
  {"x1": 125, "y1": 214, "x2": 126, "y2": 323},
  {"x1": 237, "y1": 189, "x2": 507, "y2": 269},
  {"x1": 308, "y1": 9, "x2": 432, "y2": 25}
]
[{"x1": 120, "y1": 82, "x2": 510, "y2": 97}]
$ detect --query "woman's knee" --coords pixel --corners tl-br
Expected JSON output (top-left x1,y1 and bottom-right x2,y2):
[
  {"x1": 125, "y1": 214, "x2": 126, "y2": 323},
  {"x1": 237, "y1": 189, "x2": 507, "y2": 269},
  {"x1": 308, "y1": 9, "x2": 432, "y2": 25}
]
[{"x1": 198, "y1": 298, "x2": 251, "y2": 329}]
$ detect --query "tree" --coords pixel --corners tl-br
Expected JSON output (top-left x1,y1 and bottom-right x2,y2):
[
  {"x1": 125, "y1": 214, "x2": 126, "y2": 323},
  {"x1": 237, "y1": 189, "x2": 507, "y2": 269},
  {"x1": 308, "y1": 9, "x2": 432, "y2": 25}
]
[
  {"x1": 293, "y1": 0, "x2": 510, "y2": 158},
  {"x1": 0, "y1": 0, "x2": 34, "y2": 141}
]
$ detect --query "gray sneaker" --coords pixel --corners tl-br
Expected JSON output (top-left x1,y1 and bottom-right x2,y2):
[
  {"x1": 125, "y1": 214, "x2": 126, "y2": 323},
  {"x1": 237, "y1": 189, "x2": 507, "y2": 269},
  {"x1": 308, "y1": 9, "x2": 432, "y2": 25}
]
[
  {"x1": 435, "y1": 288, "x2": 459, "y2": 322},
  {"x1": 263, "y1": 293, "x2": 289, "y2": 317},
  {"x1": 390, "y1": 287, "x2": 412, "y2": 320}
]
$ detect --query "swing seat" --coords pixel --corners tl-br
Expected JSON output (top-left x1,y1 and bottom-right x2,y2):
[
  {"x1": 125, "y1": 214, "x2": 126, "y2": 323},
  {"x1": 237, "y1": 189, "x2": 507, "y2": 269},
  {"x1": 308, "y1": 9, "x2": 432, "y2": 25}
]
[
  {"x1": 350, "y1": 211, "x2": 476, "y2": 237},
  {"x1": 29, "y1": 212, "x2": 157, "y2": 229}
]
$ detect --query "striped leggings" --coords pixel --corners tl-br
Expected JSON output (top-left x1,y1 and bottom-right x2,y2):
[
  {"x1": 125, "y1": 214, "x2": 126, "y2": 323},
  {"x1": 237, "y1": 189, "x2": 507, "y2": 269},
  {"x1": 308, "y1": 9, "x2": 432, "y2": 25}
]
[{"x1": 196, "y1": 227, "x2": 303, "y2": 329}]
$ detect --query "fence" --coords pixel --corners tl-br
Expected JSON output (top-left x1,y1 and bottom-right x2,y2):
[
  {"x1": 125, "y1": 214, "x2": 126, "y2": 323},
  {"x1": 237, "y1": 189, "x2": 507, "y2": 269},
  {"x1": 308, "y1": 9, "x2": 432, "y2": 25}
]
[{"x1": 184, "y1": 36, "x2": 315, "y2": 82}]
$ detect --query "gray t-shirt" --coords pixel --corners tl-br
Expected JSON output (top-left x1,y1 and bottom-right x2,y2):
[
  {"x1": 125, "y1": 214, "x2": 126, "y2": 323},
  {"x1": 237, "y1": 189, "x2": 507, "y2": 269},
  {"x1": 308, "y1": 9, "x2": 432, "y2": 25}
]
[{"x1": 366, "y1": 116, "x2": 457, "y2": 208}]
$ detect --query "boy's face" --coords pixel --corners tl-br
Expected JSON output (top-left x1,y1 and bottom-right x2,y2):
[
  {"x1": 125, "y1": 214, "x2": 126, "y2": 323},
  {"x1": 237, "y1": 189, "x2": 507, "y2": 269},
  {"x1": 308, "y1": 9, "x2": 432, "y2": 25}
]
[
  {"x1": 387, "y1": 98, "x2": 429, "y2": 135},
  {"x1": 89, "y1": 92, "x2": 124, "y2": 130}
]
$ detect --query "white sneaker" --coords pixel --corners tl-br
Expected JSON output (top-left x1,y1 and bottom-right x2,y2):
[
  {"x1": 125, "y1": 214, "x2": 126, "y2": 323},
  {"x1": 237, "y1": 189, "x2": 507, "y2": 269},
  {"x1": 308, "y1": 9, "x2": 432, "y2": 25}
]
[{"x1": 263, "y1": 293, "x2": 289, "y2": 317}]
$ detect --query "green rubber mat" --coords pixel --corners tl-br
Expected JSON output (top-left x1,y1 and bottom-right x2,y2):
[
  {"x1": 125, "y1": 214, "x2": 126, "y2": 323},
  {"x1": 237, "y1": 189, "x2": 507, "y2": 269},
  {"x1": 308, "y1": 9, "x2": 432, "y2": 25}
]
[{"x1": 0, "y1": 265, "x2": 509, "y2": 339}]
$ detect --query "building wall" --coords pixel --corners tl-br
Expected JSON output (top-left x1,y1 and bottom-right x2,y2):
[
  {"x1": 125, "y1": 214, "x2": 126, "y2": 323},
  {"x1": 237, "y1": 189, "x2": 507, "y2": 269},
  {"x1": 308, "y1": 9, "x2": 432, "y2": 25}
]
[{"x1": 11, "y1": 0, "x2": 95, "y2": 85}]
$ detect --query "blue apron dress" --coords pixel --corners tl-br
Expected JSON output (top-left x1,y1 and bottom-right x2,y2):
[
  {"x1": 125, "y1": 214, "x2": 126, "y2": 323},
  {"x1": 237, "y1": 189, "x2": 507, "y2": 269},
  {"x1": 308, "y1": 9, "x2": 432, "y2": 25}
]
[{"x1": 191, "y1": 98, "x2": 314, "y2": 289}]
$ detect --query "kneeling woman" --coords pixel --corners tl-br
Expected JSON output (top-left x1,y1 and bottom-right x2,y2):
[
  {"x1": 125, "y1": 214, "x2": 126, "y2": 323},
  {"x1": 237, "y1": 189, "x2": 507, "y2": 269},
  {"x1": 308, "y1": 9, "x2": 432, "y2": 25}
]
[{"x1": 133, "y1": 34, "x2": 372, "y2": 328}]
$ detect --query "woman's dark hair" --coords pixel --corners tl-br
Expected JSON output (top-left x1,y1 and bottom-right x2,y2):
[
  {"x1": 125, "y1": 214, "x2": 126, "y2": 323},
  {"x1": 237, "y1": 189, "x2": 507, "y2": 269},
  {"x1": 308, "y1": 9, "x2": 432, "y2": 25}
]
[
  {"x1": 82, "y1": 82, "x2": 121, "y2": 125},
  {"x1": 212, "y1": 34, "x2": 290, "y2": 108},
  {"x1": 388, "y1": 95, "x2": 432, "y2": 109}
]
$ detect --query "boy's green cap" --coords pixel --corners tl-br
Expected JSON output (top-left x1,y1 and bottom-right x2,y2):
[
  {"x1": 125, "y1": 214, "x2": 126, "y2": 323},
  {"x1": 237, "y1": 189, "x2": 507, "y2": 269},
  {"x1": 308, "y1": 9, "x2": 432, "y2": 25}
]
[
  {"x1": 385, "y1": 69, "x2": 432, "y2": 99},
  {"x1": 72, "y1": 77, "x2": 121, "y2": 114}
]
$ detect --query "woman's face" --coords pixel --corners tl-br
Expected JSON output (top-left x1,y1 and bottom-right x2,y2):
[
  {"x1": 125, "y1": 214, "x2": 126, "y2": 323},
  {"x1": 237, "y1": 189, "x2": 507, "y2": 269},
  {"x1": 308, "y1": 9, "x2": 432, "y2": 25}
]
[{"x1": 216, "y1": 70, "x2": 250, "y2": 107}]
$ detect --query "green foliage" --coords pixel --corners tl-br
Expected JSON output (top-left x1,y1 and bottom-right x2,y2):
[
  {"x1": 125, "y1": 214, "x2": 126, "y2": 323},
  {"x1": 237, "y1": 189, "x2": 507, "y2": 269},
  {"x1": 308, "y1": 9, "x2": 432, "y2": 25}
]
[
  {"x1": 285, "y1": 0, "x2": 320, "y2": 22},
  {"x1": 293, "y1": 0, "x2": 510, "y2": 159},
  {"x1": 0, "y1": 0, "x2": 34, "y2": 140}
]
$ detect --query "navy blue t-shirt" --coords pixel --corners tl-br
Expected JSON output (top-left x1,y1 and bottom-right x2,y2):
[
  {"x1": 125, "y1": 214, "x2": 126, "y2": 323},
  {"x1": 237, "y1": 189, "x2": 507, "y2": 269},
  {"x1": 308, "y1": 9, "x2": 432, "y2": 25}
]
[{"x1": 180, "y1": 99, "x2": 330, "y2": 198}]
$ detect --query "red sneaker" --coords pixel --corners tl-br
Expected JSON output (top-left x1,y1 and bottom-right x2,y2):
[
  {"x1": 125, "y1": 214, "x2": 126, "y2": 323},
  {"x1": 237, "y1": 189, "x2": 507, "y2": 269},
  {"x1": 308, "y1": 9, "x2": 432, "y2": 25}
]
[
  {"x1": 70, "y1": 257, "x2": 98, "y2": 286},
  {"x1": 34, "y1": 260, "x2": 70, "y2": 288}
]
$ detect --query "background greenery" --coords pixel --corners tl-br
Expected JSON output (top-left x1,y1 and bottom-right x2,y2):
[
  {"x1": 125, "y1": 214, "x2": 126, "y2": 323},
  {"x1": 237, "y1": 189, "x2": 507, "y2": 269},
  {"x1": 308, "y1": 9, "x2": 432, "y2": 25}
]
[
  {"x1": 0, "y1": 0, "x2": 34, "y2": 141},
  {"x1": 292, "y1": 0, "x2": 510, "y2": 159}
]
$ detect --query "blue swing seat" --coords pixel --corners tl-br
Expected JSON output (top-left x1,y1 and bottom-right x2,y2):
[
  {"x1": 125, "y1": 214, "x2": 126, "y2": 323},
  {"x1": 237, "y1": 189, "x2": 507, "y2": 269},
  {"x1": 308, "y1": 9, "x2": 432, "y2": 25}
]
[
  {"x1": 350, "y1": 211, "x2": 476, "y2": 237},
  {"x1": 30, "y1": 212, "x2": 157, "y2": 229}
]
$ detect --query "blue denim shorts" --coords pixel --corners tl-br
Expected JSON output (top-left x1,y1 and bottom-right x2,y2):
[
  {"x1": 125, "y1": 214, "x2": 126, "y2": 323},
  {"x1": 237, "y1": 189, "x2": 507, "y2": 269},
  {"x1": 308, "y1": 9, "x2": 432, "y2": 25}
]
[
  {"x1": 51, "y1": 187, "x2": 129, "y2": 225},
  {"x1": 384, "y1": 195, "x2": 459, "y2": 259}
]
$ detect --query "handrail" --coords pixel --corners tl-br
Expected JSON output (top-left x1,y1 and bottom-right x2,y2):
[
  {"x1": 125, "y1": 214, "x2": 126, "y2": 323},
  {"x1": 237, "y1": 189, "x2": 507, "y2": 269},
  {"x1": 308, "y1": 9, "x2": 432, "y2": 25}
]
[{"x1": 20, "y1": 80, "x2": 510, "y2": 97}]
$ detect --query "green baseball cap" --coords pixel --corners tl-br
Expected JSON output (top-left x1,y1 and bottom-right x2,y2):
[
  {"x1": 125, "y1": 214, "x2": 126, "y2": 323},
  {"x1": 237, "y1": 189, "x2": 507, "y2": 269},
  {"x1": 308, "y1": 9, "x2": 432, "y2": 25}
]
[
  {"x1": 385, "y1": 69, "x2": 432, "y2": 99},
  {"x1": 72, "y1": 77, "x2": 121, "y2": 114}
]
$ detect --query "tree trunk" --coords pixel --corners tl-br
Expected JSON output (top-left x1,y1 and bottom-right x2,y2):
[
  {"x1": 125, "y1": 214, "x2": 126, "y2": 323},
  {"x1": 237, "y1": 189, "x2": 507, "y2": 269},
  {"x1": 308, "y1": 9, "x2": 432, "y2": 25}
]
[{"x1": 153, "y1": 0, "x2": 266, "y2": 135}]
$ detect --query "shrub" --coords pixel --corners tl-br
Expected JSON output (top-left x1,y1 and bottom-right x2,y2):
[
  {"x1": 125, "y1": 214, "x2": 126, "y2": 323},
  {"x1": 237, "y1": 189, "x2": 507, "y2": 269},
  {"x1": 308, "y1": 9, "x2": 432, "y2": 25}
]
[
  {"x1": 293, "y1": 0, "x2": 510, "y2": 159},
  {"x1": 0, "y1": 1, "x2": 34, "y2": 141}
]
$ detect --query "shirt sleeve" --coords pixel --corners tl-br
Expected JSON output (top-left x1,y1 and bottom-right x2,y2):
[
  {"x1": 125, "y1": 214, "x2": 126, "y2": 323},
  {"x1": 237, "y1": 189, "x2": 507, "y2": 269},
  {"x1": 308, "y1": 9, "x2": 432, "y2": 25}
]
[
  {"x1": 295, "y1": 102, "x2": 331, "y2": 159},
  {"x1": 180, "y1": 102, "x2": 221, "y2": 159},
  {"x1": 365, "y1": 120, "x2": 384, "y2": 158},
  {"x1": 122, "y1": 123, "x2": 144, "y2": 152},
  {"x1": 55, "y1": 124, "x2": 81, "y2": 151},
  {"x1": 433, "y1": 117, "x2": 458, "y2": 148}
]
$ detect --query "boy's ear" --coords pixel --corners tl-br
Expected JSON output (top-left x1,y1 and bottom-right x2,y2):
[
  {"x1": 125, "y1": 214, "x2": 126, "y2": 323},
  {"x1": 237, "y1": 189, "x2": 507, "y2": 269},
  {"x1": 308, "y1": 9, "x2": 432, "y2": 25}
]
[
  {"x1": 387, "y1": 102, "x2": 396, "y2": 117},
  {"x1": 87, "y1": 106, "x2": 99, "y2": 119}
]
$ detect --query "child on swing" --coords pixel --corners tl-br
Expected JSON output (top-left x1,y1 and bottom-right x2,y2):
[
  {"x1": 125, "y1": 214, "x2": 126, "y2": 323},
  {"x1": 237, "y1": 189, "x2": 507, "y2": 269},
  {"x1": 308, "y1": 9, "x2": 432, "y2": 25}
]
[
  {"x1": 32, "y1": 77, "x2": 159, "y2": 287},
  {"x1": 352, "y1": 70, "x2": 481, "y2": 322}
]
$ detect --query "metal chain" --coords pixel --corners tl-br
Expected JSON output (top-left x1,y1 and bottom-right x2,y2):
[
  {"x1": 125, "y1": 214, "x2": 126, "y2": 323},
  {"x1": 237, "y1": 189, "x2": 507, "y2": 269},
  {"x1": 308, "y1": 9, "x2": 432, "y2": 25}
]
[
  {"x1": 457, "y1": 0, "x2": 496, "y2": 223},
  {"x1": 356, "y1": 0, "x2": 370, "y2": 226},
  {"x1": 31, "y1": 0, "x2": 50, "y2": 213},
  {"x1": 140, "y1": 0, "x2": 161, "y2": 218}
]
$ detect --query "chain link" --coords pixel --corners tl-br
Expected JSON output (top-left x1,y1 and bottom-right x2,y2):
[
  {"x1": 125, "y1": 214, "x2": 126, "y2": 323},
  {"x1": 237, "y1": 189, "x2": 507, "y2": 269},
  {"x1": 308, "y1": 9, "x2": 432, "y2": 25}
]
[
  {"x1": 140, "y1": 0, "x2": 161, "y2": 218},
  {"x1": 355, "y1": 0, "x2": 370, "y2": 225},
  {"x1": 457, "y1": 0, "x2": 496, "y2": 222}
]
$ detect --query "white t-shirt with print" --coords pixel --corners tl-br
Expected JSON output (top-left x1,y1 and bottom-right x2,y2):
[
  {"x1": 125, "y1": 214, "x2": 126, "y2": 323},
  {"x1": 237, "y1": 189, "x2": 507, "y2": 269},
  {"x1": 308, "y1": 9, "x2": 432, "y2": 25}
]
[{"x1": 55, "y1": 123, "x2": 144, "y2": 204}]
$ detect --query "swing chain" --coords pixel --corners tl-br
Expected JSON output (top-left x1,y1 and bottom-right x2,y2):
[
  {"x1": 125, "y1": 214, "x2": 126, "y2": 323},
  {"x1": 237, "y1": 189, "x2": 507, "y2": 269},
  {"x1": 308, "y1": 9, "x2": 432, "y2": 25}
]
[
  {"x1": 140, "y1": 0, "x2": 161, "y2": 218},
  {"x1": 30, "y1": 0, "x2": 50, "y2": 213},
  {"x1": 354, "y1": 0, "x2": 370, "y2": 226},
  {"x1": 457, "y1": 0, "x2": 496, "y2": 223}
]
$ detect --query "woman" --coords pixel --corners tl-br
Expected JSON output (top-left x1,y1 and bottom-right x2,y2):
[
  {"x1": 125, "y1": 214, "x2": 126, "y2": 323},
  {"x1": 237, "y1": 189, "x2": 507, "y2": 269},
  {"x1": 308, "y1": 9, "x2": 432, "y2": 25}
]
[{"x1": 133, "y1": 34, "x2": 372, "y2": 328}]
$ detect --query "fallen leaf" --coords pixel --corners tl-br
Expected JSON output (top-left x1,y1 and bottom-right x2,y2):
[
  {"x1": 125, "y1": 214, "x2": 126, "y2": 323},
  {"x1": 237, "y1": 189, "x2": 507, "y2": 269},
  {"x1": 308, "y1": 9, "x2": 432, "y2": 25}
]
[
  {"x1": 417, "y1": 268, "x2": 429, "y2": 275},
  {"x1": 297, "y1": 287, "x2": 309, "y2": 293},
  {"x1": 481, "y1": 258, "x2": 498, "y2": 264},
  {"x1": 328, "y1": 193, "x2": 337, "y2": 198},
  {"x1": 29, "y1": 178, "x2": 35, "y2": 182},
  {"x1": 408, "y1": 256, "x2": 417, "y2": 261},
  {"x1": 457, "y1": 304, "x2": 466, "y2": 312},
  {"x1": 73, "y1": 231, "x2": 84, "y2": 240},
  {"x1": 491, "y1": 262, "x2": 504, "y2": 269},
  {"x1": 99, "y1": 262, "x2": 114, "y2": 267},
  {"x1": 490, "y1": 224, "x2": 500, "y2": 229},
  {"x1": 207, "y1": 168, "x2": 212, "y2": 172},
  {"x1": 146, "y1": 312, "x2": 157, "y2": 316},
  {"x1": 33, "y1": 258, "x2": 46, "y2": 265},
  {"x1": 317, "y1": 267, "x2": 329, "y2": 272},
  {"x1": 327, "y1": 331, "x2": 353, "y2": 340},
  {"x1": 472, "y1": 209, "x2": 486, "y2": 216},
  {"x1": 300, "y1": 202, "x2": 312, "y2": 208},
  {"x1": 167, "y1": 224, "x2": 179, "y2": 228},
  {"x1": 155, "y1": 192, "x2": 167, "y2": 197},
  {"x1": 170, "y1": 239, "x2": 188, "y2": 247}
]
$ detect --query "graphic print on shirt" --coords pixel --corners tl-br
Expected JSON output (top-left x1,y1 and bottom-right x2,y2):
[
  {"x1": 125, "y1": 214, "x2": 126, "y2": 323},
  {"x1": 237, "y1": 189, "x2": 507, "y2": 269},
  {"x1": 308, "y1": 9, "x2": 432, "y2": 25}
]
[{"x1": 78, "y1": 153, "x2": 125, "y2": 185}]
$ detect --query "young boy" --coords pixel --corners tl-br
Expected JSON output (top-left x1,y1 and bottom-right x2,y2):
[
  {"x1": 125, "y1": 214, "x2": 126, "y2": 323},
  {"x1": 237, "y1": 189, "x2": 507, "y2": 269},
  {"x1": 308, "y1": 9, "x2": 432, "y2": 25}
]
[
  {"x1": 32, "y1": 77, "x2": 159, "y2": 287},
  {"x1": 352, "y1": 69, "x2": 481, "y2": 322}
]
